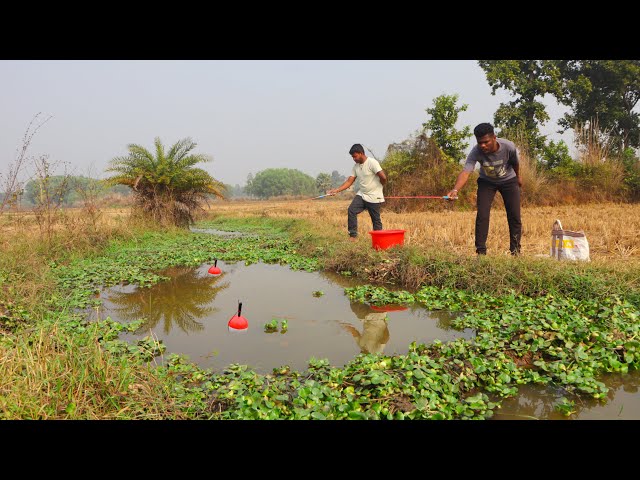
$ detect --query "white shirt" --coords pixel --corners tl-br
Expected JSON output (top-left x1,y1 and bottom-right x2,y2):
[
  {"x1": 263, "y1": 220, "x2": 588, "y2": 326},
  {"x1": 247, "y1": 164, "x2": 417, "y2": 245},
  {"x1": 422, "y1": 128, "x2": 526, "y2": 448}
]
[{"x1": 351, "y1": 156, "x2": 384, "y2": 203}]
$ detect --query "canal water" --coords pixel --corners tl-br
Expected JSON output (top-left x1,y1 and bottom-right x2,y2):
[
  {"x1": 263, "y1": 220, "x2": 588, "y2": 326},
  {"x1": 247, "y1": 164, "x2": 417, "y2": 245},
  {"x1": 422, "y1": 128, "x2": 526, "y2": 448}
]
[
  {"x1": 88, "y1": 261, "x2": 473, "y2": 374},
  {"x1": 87, "y1": 259, "x2": 640, "y2": 420}
]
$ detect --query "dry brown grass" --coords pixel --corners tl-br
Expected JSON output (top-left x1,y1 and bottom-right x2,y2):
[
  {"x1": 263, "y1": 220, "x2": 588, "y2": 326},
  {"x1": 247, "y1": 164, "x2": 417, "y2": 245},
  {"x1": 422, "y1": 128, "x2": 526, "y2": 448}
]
[
  {"x1": 2, "y1": 199, "x2": 639, "y2": 264},
  {"x1": 0, "y1": 322, "x2": 188, "y2": 419},
  {"x1": 206, "y1": 198, "x2": 640, "y2": 261}
]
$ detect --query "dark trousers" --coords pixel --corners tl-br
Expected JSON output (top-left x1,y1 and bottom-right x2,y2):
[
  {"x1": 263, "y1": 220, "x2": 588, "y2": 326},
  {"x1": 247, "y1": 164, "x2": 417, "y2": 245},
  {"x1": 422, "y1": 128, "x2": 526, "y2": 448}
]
[
  {"x1": 475, "y1": 177, "x2": 521, "y2": 255},
  {"x1": 348, "y1": 195, "x2": 383, "y2": 237}
]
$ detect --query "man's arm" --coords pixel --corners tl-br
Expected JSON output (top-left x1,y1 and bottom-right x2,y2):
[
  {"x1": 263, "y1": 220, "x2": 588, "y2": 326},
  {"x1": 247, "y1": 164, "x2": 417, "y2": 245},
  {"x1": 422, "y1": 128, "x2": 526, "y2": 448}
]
[
  {"x1": 327, "y1": 176, "x2": 356, "y2": 195},
  {"x1": 376, "y1": 170, "x2": 387, "y2": 186},
  {"x1": 447, "y1": 170, "x2": 471, "y2": 198},
  {"x1": 509, "y1": 145, "x2": 523, "y2": 187},
  {"x1": 512, "y1": 163, "x2": 523, "y2": 187}
]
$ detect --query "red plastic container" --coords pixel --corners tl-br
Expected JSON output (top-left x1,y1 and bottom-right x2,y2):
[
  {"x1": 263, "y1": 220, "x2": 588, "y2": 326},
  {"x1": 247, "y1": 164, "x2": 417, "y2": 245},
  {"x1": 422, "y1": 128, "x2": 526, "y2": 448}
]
[{"x1": 369, "y1": 229, "x2": 406, "y2": 250}]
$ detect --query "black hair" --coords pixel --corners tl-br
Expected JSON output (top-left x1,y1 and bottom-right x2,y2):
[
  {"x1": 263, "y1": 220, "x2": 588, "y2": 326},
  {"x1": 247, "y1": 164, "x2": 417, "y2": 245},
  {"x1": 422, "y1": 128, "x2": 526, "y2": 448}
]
[
  {"x1": 349, "y1": 144, "x2": 365, "y2": 155},
  {"x1": 473, "y1": 123, "x2": 494, "y2": 138}
]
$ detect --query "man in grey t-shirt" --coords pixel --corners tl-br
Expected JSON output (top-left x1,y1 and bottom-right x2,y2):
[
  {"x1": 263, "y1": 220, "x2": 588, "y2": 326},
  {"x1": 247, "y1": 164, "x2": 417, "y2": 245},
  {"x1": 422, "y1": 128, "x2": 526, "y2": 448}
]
[{"x1": 446, "y1": 123, "x2": 522, "y2": 255}]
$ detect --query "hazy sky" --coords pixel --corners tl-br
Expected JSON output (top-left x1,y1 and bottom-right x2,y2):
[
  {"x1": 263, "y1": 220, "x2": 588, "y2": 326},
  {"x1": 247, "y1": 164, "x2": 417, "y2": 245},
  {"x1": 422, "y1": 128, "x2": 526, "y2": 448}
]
[{"x1": 1, "y1": 60, "x2": 572, "y2": 187}]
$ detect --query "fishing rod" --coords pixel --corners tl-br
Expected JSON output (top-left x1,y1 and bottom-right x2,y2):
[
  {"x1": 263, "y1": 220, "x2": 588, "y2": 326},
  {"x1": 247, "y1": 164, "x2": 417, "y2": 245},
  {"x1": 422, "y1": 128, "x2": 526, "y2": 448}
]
[
  {"x1": 310, "y1": 193, "x2": 336, "y2": 200},
  {"x1": 385, "y1": 195, "x2": 455, "y2": 200},
  {"x1": 312, "y1": 193, "x2": 456, "y2": 200}
]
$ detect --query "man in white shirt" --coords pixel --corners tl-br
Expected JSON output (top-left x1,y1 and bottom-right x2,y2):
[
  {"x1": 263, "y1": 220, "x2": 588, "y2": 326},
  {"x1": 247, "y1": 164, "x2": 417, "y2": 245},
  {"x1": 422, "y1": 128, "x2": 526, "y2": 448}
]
[
  {"x1": 327, "y1": 144, "x2": 387, "y2": 241},
  {"x1": 341, "y1": 302, "x2": 390, "y2": 355}
]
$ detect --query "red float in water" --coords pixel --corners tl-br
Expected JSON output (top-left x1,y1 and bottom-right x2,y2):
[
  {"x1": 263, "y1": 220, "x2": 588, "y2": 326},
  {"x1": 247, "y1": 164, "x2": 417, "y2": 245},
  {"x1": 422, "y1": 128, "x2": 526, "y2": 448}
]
[
  {"x1": 228, "y1": 301, "x2": 248, "y2": 332},
  {"x1": 208, "y1": 258, "x2": 222, "y2": 275}
]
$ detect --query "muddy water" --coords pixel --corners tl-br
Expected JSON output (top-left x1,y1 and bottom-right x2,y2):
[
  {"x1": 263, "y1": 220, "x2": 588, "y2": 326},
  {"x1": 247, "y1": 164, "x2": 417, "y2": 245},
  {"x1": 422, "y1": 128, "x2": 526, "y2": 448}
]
[
  {"x1": 89, "y1": 261, "x2": 473, "y2": 374},
  {"x1": 492, "y1": 371, "x2": 640, "y2": 420},
  {"x1": 88, "y1": 260, "x2": 640, "y2": 420}
]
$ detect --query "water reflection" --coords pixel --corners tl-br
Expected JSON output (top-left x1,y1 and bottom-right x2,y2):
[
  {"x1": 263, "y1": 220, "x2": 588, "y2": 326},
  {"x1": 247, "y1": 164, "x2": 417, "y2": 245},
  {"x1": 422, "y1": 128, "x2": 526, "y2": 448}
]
[
  {"x1": 493, "y1": 370, "x2": 640, "y2": 420},
  {"x1": 104, "y1": 266, "x2": 229, "y2": 335},
  {"x1": 341, "y1": 303, "x2": 390, "y2": 354},
  {"x1": 428, "y1": 309, "x2": 461, "y2": 331}
]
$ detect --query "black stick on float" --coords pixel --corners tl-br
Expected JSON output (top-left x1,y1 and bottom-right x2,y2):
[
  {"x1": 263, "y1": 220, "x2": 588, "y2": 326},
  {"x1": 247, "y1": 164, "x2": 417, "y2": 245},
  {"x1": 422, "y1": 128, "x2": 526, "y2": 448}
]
[
  {"x1": 228, "y1": 300, "x2": 248, "y2": 331},
  {"x1": 208, "y1": 258, "x2": 221, "y2": 275}
]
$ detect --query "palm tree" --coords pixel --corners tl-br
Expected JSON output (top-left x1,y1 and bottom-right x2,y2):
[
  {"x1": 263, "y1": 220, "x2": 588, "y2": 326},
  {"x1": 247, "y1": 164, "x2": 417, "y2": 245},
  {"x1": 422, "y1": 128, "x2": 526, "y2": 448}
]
[{"x1": 105, "y1": 137, "x2": 226, "y2": 227}]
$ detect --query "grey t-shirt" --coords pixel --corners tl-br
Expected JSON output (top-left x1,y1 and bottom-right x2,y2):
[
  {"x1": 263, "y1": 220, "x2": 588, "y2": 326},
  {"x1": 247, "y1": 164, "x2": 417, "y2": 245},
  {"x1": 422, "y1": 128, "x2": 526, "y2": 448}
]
[{"x1": 463, "y1": 138, "x2": 519, "y2": 183}]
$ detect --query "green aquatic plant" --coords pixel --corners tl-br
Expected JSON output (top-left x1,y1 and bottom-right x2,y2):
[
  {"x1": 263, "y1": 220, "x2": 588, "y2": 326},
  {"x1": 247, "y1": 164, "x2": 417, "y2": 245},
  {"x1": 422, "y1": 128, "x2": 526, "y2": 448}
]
[
  {"x1": 264, "y1": 317, "x2": 288, "y2": 334},
  {"x1": 555, "y1": 397, "x2": 577, "y2": 417},
  {"x1": 264, "y1": 318, "x2": 279, "y2": 333}
]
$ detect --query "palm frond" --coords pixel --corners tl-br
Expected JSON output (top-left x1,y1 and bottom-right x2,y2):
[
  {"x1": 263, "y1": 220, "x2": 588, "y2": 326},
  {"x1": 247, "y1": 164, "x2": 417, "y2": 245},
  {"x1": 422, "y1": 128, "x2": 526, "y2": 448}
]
[
  {"x1": 176, "y1": 153, "x2": 212, "y2": 169},
  {"x1": 154, "y1": 137, "x2": 166, "y2": 166},
  {"x1": 105, "y1": 137, "x2": 223, "y2": 227},
  {"x1": 167, "y1": 137, "x2": 197, "y2": 162}
]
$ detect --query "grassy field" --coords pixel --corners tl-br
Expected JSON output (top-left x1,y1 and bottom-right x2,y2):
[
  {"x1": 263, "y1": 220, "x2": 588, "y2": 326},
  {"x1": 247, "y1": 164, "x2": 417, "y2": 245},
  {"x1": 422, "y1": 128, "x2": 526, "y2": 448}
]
[
  {"x1": 1, "y1": 199, "x2": 639, "y2": 419},
  {"x1": 206, "y1": 198, "x2": 640, "y2": 260}
]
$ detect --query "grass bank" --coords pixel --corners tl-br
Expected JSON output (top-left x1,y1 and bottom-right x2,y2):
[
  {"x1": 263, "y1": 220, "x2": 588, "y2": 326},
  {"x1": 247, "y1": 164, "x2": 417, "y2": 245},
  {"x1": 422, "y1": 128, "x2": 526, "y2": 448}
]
[{"x1": 1, "y1": 206, "x2": 639, "y2": 419}]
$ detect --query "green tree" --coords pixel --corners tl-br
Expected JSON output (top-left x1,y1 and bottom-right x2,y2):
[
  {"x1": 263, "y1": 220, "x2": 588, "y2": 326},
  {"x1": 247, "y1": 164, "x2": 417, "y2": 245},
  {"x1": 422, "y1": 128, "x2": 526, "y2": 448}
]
[
  {"x1": 553, "y1": 60, "x2": 640, "y2": 152},
  {"x1": 331, "y1": 170, "x2": 346, "y2": 188},
  {"x1": 105, "y1": 137, "x2": 225, "y2": 228},
  {"x1": 24, "y1": 175, "x2": 73, "y2": 206},
  {"x1": 422, "y1": 93, "x2": 472, "y2": 163},
  {"x1": 244, "y1": 168, "x2": 316, "y2": 198},
  {"x1": 223, "y1": 183, "x2": 246, "y2": 198},
  {"x1": 316, "y1": 173, "x2": 332, "y2": 193},
  {"x1": 541, "y1": 140, "x2": 576, "y2": 171},
  {"x1": 621, "y1": 147, "x2": 640, "y2": 199},
  {"x1": 245, "y1": 173, "x2": 255, "y2": 198},
  {"x1": 478, "y1": 60, "x2": 562, "y2": 156}
]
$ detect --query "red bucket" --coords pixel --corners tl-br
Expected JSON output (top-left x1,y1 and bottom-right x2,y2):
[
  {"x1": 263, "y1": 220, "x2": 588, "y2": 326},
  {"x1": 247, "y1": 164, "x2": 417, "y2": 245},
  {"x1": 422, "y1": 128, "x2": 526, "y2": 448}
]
[{"x1": 369, "y1": 229, "x2": 406, "y2": 250}]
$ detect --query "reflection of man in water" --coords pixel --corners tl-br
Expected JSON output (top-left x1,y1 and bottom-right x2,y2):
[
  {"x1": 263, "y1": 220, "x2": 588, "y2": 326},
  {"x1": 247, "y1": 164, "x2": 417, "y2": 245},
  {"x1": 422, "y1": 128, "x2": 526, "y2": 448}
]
[{"x1": 341, "y1": 302, "x2": 390, "y2": 354}]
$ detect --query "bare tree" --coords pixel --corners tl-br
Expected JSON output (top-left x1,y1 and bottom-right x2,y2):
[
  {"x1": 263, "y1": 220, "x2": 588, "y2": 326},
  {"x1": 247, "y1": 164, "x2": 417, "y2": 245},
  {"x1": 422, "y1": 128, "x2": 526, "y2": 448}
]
[
  {"x1": 0, "y1": 112, "x2": 52, "y2": 215},
  {"x1": 30, "y1": 154, "x2": 72, "y2": 245}
]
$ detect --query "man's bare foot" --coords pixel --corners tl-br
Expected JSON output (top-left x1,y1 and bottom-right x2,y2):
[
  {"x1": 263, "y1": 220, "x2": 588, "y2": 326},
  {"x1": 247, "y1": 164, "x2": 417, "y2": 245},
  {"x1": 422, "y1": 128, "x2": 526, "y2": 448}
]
[{"x1": 349, "y1": 236, "x2": 358, "y2": 242}]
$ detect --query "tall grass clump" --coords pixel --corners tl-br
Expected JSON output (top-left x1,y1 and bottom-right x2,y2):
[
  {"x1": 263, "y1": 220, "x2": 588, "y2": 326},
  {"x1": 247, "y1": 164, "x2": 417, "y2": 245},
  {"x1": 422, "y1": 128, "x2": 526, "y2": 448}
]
[
  {"x1": 505, "y1": 127, "x2": 549, "y2": 207},
  {"x1": 0, "y1": 322, "x2": 187, "y2": 419},
  {"x1": 572, "y1": 121, "x2": 626, "y2": 202},
  {"x1": 381, "y1": 133, "x2": 464, "y2": 212}
]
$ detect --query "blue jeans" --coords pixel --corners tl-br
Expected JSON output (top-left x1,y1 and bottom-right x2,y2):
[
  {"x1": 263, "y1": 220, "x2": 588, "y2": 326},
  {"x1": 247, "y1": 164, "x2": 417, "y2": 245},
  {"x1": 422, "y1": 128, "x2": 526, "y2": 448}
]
[{"x1": 348, "y1": 195, "x2": 383, "y2": 237}]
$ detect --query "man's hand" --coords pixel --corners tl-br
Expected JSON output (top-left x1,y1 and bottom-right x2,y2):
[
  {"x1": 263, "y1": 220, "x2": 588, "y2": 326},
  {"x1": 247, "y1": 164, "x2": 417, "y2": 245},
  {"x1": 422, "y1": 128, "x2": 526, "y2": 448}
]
[
  {"x1": 446, "y1": 189, "x2": 459, "y2": 199},
  {"x1": 327, "y1": 189, "x2": 338, "y2": 196}
]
